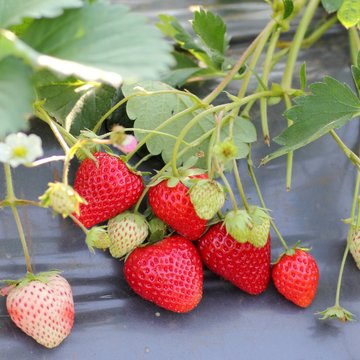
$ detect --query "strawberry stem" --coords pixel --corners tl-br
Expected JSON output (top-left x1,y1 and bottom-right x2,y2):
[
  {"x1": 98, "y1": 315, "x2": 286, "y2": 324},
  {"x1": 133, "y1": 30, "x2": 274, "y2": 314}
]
[
  {"x1": 247, "y1": 149, "x2": 289, "y2": 250},
  {"x1": 3, "y1": 164, "x2": 33, "y2": 273},
  {"x1": 335, "y1": 171, "x2": 360, "y2": 308},
  {"x1": 134, "y1": 186, "x2": 150, "y2": 213},
  {"x1": 69, "y1": 214, "x2": 89, "y2": 235},
  {"x1": 203, "y1": 19, "x2": 276, "y2": 105},
  {"x1": 232, "y1": 160, "x2": 250, "y2": 212},
  {"x1": 283, "y1": 94, "x2": 294, "y2": 192}
]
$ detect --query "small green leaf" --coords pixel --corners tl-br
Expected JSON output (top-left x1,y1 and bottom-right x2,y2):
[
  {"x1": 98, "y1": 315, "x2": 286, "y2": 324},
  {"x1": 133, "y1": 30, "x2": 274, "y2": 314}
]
[
  {"x1": 161, "y1": 67, "x2": 200, "y2": 87},
  {"x1": 192, "y1": 9, "x2": 229, "y2": 67},
  {"x1": 234, "y1": 117, "x2": 257, "y2": 143},
  {"x1": 321, "y1": 0, "x2": 344, "y2": 13},
  {"x1": 0, "y1": 58, "x2": 34, "y2": 139},
  {"x1": 263, "y1": 76, "x2": 360, "y2": 164},
  {"x1": 18, "y1": 3, "x2": 173, "y2": 87},
  {"x1": 299, "y1": 62, "x2": 307, "y2": 91},
  {"x1": 0, "y1": 0, "x2": 83, "y2": 28},
  {"x1": 34, "y1": 71, "x2": 116, "y2": 135},
  {"x1": 167, "y1": 177, "x2": 180, "y2": 188},
  {"x1": 337, "y1": 0, "x2": 360, "y2": 28},
  {"x1": 282, "y1": 0, "x2": 294, "y2": 19}
]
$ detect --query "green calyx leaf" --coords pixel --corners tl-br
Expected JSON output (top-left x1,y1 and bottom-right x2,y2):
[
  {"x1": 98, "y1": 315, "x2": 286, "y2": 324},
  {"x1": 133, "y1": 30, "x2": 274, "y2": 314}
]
[
  {"x1": 147, "y1": 217, "x2": 168, "y2": 243},
  {"x1": 189, "y1": 179, "x2": 226, "y2": 220},
  {"x1": 317, "y1": 305, "x2": 355, "y2": 322},
  {"x1": 85, "y1": 226, "x2": 110, "y2": 254},
  {"x1": 282, "y1": 0, "x2": 294, "y2": 20},
  {"x1": 262, "y1": 76, "x2": 360, "y2": 164},
  {"x1": 224, "y1": 209, "x2": 253, "y2": 243},
  {"x1": 0, "y1": 270, "x2": 61, "y2": 290},
  {"x1": 0, "y1": 0, "x2": 83, "y2": 28}
]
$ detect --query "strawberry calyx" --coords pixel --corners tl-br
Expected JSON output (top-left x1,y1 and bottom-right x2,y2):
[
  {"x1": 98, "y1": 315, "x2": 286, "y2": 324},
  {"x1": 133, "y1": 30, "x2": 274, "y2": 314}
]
[
  {"x1": 224, "y1": 209, "x2": 253, "y2": 242},
  {"x1": 147, "y1": 217, "x2": 168, "y2": 243},
  {"x1": 85, "y1": 226, "x2": 110, "y2": 253},
  {"x1": 0, "y1": 270, "x2": 61, "y2": 294},
  {"x1": 272, "y1": 242, "x2": 311, "y2": 264},
  {"x1": 317, "y1": 305, "x2": 354, "y2": 322}
]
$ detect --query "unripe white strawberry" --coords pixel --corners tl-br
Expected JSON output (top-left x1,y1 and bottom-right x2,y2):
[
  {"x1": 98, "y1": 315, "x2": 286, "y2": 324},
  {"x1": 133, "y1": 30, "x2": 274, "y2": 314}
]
[
  {"x1": 350, "y1": 228, "x2": 360, "y2": 269},
  {"x1": 189, "y1": 179, "x2": 225, "y2": 220},
  {"x1": 39, "y1": 182, "x2": 86, "y2": 218},
  {"x1": 1, "y1": 271, "x2": 74, "y2": 348},
  {"x1": 108, "y1": 212, "x2": 148, "y2": 258}
]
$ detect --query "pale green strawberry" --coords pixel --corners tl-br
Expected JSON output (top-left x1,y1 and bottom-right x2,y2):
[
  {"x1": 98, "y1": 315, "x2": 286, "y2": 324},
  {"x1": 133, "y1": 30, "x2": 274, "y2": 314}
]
[
  {"x1": 350, "y1": 228, "x2": 360, "y2": 269},
  {"x1": 39, "y1": 182, "x2": 86, "y2": 218},
  {"x1": 248, "y1": 207, "x2": 271, "y2": 248},
  {"x1": 108, "y1": 212, "x2": 148, "y2": 258},
  {"x1": 224, "y1": 209, "x2": 252, "y2": 243},
  {"x1": 189, "y1": 180, "x2": 226, "y2": 220},
  {"x1": 85, "y1": 226, "x2": 110, "y2": 253}
]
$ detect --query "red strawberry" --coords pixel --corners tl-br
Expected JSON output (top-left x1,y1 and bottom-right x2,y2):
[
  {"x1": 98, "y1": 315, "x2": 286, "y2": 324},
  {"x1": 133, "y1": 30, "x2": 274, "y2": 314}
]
[
  {"x1": 148, "y1": 174, "x2": 207, "y2": 240},
  {"x1": 124, "y1": 235, "x2": 203, "y2": 313},
  {"x1": 73, "y1": 152, "x2": 144, "y2": 228},
  {"x1": 1, "y1": 272, "x2": 74, "y2": 348},
  {"x1": 272, "y1": 249, "x2": 319, "y2": 308},
  {"x1": 198, "y1": 223, "x2": 270, "y2": 295}
]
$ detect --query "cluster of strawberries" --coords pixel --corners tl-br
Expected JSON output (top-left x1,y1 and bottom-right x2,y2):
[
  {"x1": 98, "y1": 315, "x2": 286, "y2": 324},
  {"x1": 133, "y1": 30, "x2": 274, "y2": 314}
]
[
  {"x1": 1, "y1": 151, "x2": 319, "y2": 349},
  {"x1": 73, "y1": 152, "x2": 319, "y2": 312}
]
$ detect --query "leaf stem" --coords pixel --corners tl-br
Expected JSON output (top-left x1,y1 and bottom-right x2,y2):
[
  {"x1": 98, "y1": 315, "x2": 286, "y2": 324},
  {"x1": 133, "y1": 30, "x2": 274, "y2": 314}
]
[
  {"x1": 349, "y1": 26, "x2": 360, "y2": 65},
  {"x1": 284, "y1": 94, "x2": 294, "y2": 191},
  {"x1": 4, "y1": 164, "x2": 33, "y2": 273},
  {"x1": 232, "y1": 160, "x2": 250, "y2": 211},
  {"x1": 69, "y1": 214, "x2": 88, "y2": 235},
  {"x1": 329, "y1": 130, "x2": 360, "y2": 170}
]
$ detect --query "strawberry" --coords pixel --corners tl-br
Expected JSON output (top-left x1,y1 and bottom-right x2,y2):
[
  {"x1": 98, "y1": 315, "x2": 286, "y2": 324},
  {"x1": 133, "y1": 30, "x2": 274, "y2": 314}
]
[
  {"x1": 39, "y1": 182, "x2": 86, "y2": 218},
  {"x1": 108, "y1": 212, "x2": 148, "y2": 258},
  {"x1": 73, "y1": 152, "x2": 144, "y2": 228},
  {"x1": 1, "y1": 271, "x2": 74, "y2": 348},
  {"x1": 148, "y1": 174, "x2": 208, "y2": 240},
  {"x1": 124, "y1": 235, "x2": 203, "y2": 313},
  {"x1": 350, "y1": 228, "x2": 360, "y2": 269},
  {"x1": 189, "y1": 179, "x2": 225, "y2": 220},
  {"x1": 198, "y1": 223, "x2": 271, "y2": 295},
  {"x1": 272, "y1": 249, "x2": 319, "y2": 308}
]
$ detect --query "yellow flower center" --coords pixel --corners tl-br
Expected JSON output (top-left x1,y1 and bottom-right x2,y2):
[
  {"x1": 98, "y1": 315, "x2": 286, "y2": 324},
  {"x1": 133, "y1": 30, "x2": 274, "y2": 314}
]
[{"x1": 12, "y1": 146, "x2": 27, "y2": 158}]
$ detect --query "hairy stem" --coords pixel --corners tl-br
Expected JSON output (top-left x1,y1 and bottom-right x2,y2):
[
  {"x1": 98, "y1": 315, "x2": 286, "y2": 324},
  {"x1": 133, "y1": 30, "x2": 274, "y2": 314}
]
[{"x1": 4, "y1": 164, "x2": 33, "y2": 273}]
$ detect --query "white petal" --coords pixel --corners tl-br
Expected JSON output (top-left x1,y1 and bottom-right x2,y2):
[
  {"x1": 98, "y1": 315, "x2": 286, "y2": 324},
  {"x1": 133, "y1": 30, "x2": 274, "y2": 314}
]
[{"x1": 0, "y1": 143, "x2": 11, "y2": 163}]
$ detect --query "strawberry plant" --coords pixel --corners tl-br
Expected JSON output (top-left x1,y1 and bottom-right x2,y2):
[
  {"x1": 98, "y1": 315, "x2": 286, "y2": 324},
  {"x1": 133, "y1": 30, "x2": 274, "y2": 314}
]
[{"x1": 0, "y1": 0, "x2": 359, "y2": 351}]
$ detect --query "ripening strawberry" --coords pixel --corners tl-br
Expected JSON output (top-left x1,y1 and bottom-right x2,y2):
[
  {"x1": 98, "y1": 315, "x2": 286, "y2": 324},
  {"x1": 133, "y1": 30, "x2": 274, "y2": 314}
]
[
  {"x1": 108, "y1": 212, "x2": 148, "y2": 258},
  {"x1": 124, "y1": 235, "x2": 203, "y2": 313},
  {"x1": 73, "y1": 152, "x2": 144, "y2": 228},
  {"x1": 350, "y1": 228, "x2": 360, "y2": 269},
  {"x1": 148, "y1": 174, "x2": 208, "y2": 240},
  {"x1": 272, "y1": 249, "x2": 319, "y2": 308},
  {"x1": 198, "y1": 223, "x2": 271, "y2": 295},
  {"x1": 1, "y1": 271, "x2": 74, "y2": 348}
]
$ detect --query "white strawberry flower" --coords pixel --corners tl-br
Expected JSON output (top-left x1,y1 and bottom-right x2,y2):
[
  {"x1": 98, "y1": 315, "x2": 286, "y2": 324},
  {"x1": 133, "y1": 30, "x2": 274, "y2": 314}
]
[{"x1": 0, "y1": 132, "x2": 43, "y2": 167}]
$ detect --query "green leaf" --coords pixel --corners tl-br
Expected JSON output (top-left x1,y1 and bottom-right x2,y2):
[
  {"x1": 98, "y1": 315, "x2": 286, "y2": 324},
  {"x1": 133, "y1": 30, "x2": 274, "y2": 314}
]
[
  {"x1": 263, "y1": 76, "x2": 360, "y2": 163},
  {"x1": 299, "y1": 62, "x2": 307, "y2": 91},
  {"x1": 234, "y1": 117, "x2": 257, "y2": 143},
  {"x1": 123, "y1": 80, "x2": 214, "y2": 168},
  {"x1": 321, "y1": 0, "x2": 344, "y2": 13},
  {"x1": 0, "y1": 0, "x2": 83, "y2": 28},
  {"x1": 34, "y1": 71, "x2": 116, "y2": 135},
  {"x1": 337, "y1": 0, "x2": 360, "y2": 28},
  {"x1": 0, "y1": 58, "x2": 34, "y2": 139},
  {"x1": 192, "y1": 9, "x2": 229, "y2": 67},
  {"x1": 10, "y1": 3, "x2": 173, "y2": 87},
  {"x1": 282, "y1": 0, "x2": 294, "y2": 19},
  {"x1": 161, "y1": 67, "x2": 200, "y2": 87}
]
